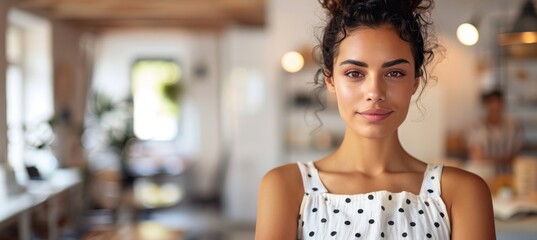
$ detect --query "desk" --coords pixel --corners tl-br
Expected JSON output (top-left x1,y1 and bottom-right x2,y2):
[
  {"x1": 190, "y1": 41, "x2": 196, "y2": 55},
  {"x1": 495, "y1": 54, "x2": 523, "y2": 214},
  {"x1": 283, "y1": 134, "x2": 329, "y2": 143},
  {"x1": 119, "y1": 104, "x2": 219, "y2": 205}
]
[
  {"x1": 496, "y1": 217, "x2": 537, "y2": 240},
  {"x1": 0, "y1": 168, "x2": 82, "y2": 240}
]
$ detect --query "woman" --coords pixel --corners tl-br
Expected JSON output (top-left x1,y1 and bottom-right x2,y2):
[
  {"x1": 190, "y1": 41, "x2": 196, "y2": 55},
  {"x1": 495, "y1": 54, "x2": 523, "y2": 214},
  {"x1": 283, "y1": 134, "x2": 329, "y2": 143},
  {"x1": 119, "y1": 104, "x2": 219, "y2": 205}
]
[{"x1": 256, "y1": 0, "x2": 495, "y2": 239}]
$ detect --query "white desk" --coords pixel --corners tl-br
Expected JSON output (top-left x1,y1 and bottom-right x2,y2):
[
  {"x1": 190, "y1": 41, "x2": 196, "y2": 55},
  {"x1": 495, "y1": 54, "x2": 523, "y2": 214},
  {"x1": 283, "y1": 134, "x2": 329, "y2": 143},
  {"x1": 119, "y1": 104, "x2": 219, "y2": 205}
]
[
  {"x1": 496, "y1": 217, "x2": 537, "y2": 240},
  {"x1": 0, "y1": 168, "x2": 82, "y2": 240},
  {"x1": 494, "y1": 198, "x2": 537, "y2": 240}
]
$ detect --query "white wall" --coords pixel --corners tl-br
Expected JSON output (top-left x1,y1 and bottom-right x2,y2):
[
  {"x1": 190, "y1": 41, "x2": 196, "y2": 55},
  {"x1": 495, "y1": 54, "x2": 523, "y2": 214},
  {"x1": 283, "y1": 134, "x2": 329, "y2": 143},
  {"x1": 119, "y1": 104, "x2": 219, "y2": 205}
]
[
  {"x1": 0, "y1": 1, "x2": 8, "y2": 167},
  {"x1": 92, "y1": 30, "x2": 221, "y2": 196},
  {"x1": 220, "y1": 27, "x2": 271, "y2": 222},
  {"x1": 221, "y1": 0, "x2": 325, "y2": 223}
]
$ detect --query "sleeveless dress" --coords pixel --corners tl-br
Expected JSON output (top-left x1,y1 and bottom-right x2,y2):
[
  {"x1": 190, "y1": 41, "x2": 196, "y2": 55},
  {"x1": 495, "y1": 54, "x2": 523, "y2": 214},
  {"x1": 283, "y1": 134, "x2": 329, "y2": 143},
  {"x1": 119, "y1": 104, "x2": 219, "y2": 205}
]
[{"x1": 297, "y1": 161, "x2": 451, "y2": 239}]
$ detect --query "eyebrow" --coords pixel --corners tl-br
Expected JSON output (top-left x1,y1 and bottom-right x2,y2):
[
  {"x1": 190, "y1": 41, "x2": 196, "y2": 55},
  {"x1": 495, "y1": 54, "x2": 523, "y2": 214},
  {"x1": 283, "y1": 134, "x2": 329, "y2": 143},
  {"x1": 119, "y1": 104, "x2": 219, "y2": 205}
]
[{"x1": 339, "y1": 58, "x2": 410, "y2": 68}]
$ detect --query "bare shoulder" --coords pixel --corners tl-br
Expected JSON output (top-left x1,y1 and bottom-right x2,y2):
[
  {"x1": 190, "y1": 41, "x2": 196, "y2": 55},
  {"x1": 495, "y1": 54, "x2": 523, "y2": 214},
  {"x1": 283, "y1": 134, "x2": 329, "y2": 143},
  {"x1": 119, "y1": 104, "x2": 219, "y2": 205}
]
[
  {"x1": 441, "y1": 166, "x2": 496, "y2": 239},
  {"x1": 260, "y1": 163, "x2": 303, "y2": 195},
  {"x1": 441, "y1": 166, "x2": 491, "y2": 204},
  {"x1": 256, "y1": 163, "x2": 304, "y2": 239}
]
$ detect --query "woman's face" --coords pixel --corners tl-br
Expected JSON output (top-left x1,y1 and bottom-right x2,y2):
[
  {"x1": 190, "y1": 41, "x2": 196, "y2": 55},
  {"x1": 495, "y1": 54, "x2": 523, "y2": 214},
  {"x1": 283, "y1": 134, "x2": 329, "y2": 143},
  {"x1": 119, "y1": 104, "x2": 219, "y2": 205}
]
[{"x1": 326, "y1": 25, "x2": 419, "y2": 139}]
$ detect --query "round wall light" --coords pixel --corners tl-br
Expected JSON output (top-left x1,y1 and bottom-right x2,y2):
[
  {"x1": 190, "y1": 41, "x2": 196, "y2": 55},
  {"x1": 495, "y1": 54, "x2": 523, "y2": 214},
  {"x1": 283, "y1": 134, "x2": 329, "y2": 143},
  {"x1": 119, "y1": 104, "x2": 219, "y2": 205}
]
[
  {"x1": 457, "y1": 23, "x2": 479, "y2": 46},
  {"x1": 281, "y1": 51, "x2": 304, "y2": 73}
]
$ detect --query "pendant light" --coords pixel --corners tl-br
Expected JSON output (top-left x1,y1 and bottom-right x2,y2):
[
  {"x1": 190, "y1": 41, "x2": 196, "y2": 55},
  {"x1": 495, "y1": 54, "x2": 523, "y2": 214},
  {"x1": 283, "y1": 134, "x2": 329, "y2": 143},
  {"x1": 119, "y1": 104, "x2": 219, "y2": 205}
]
[{"x1": 499, "y1": 0, "x2": 537, "y2": 46}]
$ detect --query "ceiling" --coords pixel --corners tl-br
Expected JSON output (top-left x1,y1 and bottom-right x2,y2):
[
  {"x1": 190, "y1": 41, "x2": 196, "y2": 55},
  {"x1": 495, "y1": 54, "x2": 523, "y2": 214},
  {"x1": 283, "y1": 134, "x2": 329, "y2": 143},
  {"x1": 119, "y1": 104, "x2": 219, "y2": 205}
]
[{"x1": 15, "y1": 0, "x2": 266, "y2": 30}]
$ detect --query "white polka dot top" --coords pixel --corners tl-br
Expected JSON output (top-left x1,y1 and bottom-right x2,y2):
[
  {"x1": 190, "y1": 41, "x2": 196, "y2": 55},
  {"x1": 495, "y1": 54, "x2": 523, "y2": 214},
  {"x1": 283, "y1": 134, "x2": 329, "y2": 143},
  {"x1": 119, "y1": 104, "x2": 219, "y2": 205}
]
[{"x1": 297, "y1": 161, "x2": 451, "y2": 239}]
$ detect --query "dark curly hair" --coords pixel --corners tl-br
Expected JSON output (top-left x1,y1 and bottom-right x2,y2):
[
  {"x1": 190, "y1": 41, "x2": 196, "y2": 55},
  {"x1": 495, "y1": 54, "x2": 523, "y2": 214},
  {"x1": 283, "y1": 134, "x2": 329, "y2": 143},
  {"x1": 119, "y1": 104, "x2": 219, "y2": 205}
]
[{"x1": 311, "y1": 0, "x2": 439, "y2": 121}]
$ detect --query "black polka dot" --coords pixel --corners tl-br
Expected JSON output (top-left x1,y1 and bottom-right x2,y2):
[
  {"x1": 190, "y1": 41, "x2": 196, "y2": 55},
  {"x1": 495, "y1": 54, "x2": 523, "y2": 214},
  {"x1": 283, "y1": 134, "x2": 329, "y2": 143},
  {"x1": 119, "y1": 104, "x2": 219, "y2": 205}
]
[
  {"x1": 402, "y1": 232, "x2": 408, "y2": 237},
  {"x1": 406, "y1": 199, "x2": 411, "y2": 204},
  {"x1": 355, "y1": 233, "x2": 361, "y2": 238},
  {"x1": 345, "y1": 220, "x2": 351, "y2": 225},
  {"x1": 368, "y1": 194, "x2": 374, "y2": 200},
  {"x1": 325, "y1": 198, "x2": 328, "y2": 201},
  {"x1": 345, "y1": 198, "x2": 351, "y2": 203},
  {"x1": 312, "y1": 208, "x2": 317, "y2": 212},
  {"x1": 301, "y1": 221, "x2": 304, "y2": 226},
  {"x1": 388, "y1": 220, "x2": 394, "y2": 225},
  {"x1": 410, "y1": 222, "x2": 416, "y2": 227},
  {"x1": 312, "y1": 187, "x2": 319, "y2": 191},
  {"x1": 381, "y1": 206, "x2": 385, "y2": 211},
  {"x1": 427, "y1": 189, "x2": 434, "y2": 193},
  {"x1": 418, "y1": 210, "x2": 424, "y2": 214},
  {"x1": 333, "y1": 209, "x2": 340, "y2": 214},
  {"x1": 305, "y1": 193, "x2": 309, "y2": 196},
  {"x1": 321, "y1": 218, "x2": 327, "y2": 223},
  {"x1": 426, "y1": 233, "x2": 432, "y2": 238},
  {"x1": 431, "y1": 176, "x2": 435, "y2": 180},
  {"x1": 369, "y1": 219, "x2": 375, "y2": 224},
  {"x1": 357, "y1": 209, "x2": 364, "y2": 214},
  {"x1": 440, "y1": 212, "x2": 445, "y2": 218},
  {"x1": 434, "y1": 222, "x2": 440, "y2": 228},
  {"x1": 398, "y1": 208, "x2": 405, "y2": 213},
  {"x1": 299, "y1": 214, "x2": 301, "y2": 220},
  {"x1": 307, "y1": 174, "x2": 312, "y2": 178},
  {"x1": 381, "y1": 232, "x2": 385, "y2": 238},
  {"x1": 388, "y1": 195, "x2": 392, "y2": 200},
  {"x1": 331, "y1": 231, "x2": 337, "y2": 236},
  {"x1": 425, "y1": 201, "x2": 430, "y2": 207},
  {"x1": 309, "y1": 231, "x2": 315, "y2": 237}
]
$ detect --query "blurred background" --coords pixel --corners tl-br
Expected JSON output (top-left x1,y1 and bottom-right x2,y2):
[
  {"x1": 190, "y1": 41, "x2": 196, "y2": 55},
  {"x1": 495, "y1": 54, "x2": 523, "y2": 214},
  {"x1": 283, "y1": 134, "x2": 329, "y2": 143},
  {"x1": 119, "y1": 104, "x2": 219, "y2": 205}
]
[{"x1": 0, "y1": 0, "x2": 536, "y2": 239}]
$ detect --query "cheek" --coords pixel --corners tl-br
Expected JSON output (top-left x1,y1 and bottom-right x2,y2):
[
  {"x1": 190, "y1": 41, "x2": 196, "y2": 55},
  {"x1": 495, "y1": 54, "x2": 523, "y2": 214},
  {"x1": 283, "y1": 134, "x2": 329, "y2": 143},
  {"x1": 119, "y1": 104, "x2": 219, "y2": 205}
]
[
  {"x1": 388, "y1": 87, "x2": 414, "y2": 107},
  {"x1": 335, "y1": 84, "x2": 360, "y2": 106}
]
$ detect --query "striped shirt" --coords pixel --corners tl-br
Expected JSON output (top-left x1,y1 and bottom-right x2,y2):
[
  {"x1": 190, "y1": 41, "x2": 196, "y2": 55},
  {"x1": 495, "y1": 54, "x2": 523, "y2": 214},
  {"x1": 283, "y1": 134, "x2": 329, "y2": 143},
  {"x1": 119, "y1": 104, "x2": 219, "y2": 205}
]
[{"x1": 465, "y1": 117, "x2": 523, "y2": 164}]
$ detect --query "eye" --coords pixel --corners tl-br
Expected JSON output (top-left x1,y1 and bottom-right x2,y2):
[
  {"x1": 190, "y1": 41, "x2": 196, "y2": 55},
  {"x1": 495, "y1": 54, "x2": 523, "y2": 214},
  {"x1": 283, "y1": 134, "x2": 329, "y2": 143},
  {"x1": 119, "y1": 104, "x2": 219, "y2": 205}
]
[
  {"x1": 386, "y1": 71, "x2": 406, "y2": 78},
  {"x1": 345, "y1": 70, "x2": 364, "y2": 78}
]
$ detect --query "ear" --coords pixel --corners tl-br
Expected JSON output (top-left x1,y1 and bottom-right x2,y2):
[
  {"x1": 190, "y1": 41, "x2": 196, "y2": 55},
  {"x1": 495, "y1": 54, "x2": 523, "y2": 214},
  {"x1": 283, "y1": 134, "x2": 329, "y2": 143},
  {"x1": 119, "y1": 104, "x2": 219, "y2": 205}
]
[
  {"x1": 325, "y1": 76, "x2": 336, "y2": 93},
  {"x1": 412, "y1": 77, "x2": 420, "y2": 94}
]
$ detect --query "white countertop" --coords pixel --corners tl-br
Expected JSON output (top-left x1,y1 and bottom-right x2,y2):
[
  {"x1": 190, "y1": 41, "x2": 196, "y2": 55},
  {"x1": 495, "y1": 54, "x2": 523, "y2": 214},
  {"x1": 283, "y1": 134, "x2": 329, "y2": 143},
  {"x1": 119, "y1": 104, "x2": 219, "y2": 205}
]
[{"x1": 0, "y1": 168, "x2": 82, "y2": 225}]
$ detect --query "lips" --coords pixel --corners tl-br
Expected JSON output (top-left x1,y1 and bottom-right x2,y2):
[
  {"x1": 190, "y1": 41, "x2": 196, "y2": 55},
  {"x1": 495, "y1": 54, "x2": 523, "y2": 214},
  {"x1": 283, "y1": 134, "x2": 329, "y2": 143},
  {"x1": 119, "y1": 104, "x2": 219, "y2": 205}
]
[{"x1": 358, "y1": 109, "x2": 393, "y2": 122}]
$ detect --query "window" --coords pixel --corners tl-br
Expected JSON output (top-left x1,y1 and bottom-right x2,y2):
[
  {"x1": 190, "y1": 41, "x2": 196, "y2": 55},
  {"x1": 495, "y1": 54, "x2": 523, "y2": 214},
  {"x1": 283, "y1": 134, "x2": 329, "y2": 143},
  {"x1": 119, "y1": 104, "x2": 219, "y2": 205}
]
[
  {"x1": 131, "y1": 60, "x2": 182, "y2": 141},
  {"x1": 6, "y1": 26, "x2": 24, "y2": 170},
  {"x1": 6, "y1": 10, "x2": 53, "y2": 180}
]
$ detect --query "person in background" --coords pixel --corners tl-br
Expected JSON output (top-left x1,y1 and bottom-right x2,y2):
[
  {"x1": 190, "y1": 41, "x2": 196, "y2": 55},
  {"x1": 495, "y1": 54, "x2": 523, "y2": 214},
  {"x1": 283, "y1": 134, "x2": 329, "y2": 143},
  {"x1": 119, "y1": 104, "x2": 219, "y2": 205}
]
[
  {"x1": 466, "y1": 90, "x2": 524, "y2": 176},
  {"x1": 255, "y1": 0, "x2": 496, "y2": 239}
]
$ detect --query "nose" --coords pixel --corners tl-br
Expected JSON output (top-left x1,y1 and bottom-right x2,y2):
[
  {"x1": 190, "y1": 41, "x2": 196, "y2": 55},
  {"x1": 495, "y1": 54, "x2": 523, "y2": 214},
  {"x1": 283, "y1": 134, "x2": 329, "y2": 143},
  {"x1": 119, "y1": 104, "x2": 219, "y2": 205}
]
[{"x1": 365, "y1": 74, "x2": 386, "y2": 103}]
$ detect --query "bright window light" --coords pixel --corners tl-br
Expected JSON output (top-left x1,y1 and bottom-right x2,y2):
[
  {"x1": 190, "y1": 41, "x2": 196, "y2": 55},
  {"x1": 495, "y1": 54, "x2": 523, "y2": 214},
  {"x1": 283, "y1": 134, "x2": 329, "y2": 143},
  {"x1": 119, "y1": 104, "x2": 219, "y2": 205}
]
[{"x1": 131, "y1": 60, "x2": 181, "y2": 141}]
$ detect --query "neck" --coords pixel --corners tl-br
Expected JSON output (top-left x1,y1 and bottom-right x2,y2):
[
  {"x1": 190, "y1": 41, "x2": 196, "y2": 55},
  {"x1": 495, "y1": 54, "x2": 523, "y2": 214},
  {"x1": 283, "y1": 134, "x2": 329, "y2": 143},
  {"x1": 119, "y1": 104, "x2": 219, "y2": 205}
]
[{"x1": 331, "y1": 129, "x2": 411, "y2": 176}]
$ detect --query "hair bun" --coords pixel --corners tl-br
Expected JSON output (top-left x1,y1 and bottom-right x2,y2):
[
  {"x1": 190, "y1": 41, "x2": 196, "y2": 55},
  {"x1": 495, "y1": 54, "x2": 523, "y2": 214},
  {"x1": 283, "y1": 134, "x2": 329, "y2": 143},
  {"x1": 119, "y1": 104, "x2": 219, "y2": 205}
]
[
  {"x1": 318, "y1": 0, "x2": 340, "y2": 16},
  {"x1": 408, "y1": 0, "x2": 432, "y2": 13},
  {"x1": 319, "y1": 0, "x2": 431, "y2": 15}
]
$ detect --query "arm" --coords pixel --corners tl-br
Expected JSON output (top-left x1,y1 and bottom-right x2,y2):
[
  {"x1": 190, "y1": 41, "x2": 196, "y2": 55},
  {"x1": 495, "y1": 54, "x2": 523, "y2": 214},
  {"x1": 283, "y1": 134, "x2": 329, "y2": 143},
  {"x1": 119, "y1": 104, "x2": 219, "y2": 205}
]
[
  {"x1": 443, "y1": 167, "x2": 496, "y2": 240},
  {"x1": 255, "y1": 165, "x2": 302, "y2": 240}
]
